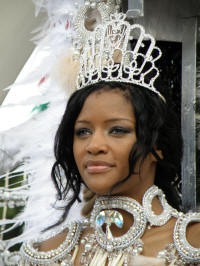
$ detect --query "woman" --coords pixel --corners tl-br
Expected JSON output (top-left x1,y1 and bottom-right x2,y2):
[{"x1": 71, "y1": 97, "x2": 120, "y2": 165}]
[
  {"x1": 19, "y1": 1, "x2": 200, "y2": 265},
  {"x1": 19, "y1": 81, "x2": 200, "y2": 266}
]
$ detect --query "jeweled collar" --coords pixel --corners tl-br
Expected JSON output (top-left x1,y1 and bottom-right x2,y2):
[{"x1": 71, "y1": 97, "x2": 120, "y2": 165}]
[
  {"x1": 90, "y1": 185, "x2": 178, "y2": 253},
  {"x1": 20, "y1": 185, "x2": 200, "y2": 265}
]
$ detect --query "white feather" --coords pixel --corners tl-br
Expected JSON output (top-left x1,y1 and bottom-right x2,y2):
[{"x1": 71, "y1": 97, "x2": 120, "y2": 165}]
[{"x1": 0, "y1": 0, "x2": 85, "y2": 249}]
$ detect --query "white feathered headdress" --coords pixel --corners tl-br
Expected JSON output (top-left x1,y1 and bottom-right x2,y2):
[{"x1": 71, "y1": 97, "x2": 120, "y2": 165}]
[{"x1": 0, "y1": 0, "x2": 85, "y2": 255}]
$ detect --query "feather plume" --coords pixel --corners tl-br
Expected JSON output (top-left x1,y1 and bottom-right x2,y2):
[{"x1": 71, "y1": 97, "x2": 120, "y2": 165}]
[
  {"x1": 52, "y1": 50, "x2": 80, "y2": 94},
  {"x1": 1, "y1": 0, "x2": 116, "y2": 251},
  {"x1": 0, "y1": 0, "x2": 85, "y2": 250}
]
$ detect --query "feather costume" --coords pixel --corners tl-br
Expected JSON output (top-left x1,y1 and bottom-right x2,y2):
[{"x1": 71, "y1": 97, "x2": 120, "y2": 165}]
[{"x1": 0, "y1": 0, "x2": 85, "y2": 252}]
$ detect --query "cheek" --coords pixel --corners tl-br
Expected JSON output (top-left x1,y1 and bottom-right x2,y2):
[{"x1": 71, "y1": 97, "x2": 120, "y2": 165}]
[
  {"x1": 73, "y1": 141, "x2": 80, "y2": 167},
  {"x1": 73, "y1": 140, "x2": 86, "y2": 173},
  {"x1": 116, "y1": 140, "x2": 134, "y2": 158},
  {"x1": 113, "y1": 143, "x2": 133, "y2": 170}
]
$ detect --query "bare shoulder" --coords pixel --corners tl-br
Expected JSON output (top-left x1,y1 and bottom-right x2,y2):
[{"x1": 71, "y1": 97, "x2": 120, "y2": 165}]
[
  {"x1": 39, "y1": 230, "x2": 68, "y2": 252},
  {"x1": 187, "y1": 219, "x2": 200, "y2": 248}
]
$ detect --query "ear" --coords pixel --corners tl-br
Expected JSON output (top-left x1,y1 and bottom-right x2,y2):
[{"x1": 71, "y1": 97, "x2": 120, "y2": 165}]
[{"x1": 151, "y1": 149, "x2": 164, "y2": 162}]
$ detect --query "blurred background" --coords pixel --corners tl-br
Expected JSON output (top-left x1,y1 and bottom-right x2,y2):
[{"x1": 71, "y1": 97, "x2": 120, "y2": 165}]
[{"x1": 0, "y1": 0, "x2": 45, "y2": 104}]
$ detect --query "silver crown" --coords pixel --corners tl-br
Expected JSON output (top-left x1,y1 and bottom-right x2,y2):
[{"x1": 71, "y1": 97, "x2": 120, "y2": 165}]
[{"x1": 73, "y1": 1, "x2": 163, "y2": 99}]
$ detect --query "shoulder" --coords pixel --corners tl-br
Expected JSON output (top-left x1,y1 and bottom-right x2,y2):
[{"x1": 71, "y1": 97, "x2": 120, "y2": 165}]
[
  {"x1": 20, "y1": 230, "x2": 68, "y2": 265},
  {"x1": 39, "y1": 230, "x2": 68, "y2": 252},
  {"x1": 20, "y1": 221, "x2": 83, "y2": 264},
  {"x1": 38, "y1": 221, "x2": 83, "y2": 251}
]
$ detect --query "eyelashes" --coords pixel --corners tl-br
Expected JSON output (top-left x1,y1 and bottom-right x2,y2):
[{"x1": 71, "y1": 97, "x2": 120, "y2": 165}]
[
  {"x1": 109, "y1": 126, "x2": 132, "y2": 135},
  {"x1": 75, "y1": 128, "x2": 92, "y2": 137},
  {"x1": 74, "y1": 126, "x2": 132, "y2": 137}
]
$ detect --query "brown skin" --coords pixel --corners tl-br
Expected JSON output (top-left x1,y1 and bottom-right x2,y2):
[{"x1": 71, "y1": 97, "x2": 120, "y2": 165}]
[
  {"x1": 73, "y1": 89, "x2": 158, "y2": 201},
  {"x1": 40, "y1": 89, "x2": 200, "y2": 264}
]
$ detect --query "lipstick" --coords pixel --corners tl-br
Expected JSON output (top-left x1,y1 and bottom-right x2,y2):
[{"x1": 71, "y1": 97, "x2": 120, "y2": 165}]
[{"x1": 86, "y1": 160, "x2": 114, "y2": 174}]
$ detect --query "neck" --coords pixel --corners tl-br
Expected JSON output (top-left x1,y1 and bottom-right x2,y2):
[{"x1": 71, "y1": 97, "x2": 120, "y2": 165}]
[
  {"x1": 113, "y1": 160, "x2": 157, "y2": 205},
  {"x1": 93, "y1": 161, "x2": 159, "y2": 237}
]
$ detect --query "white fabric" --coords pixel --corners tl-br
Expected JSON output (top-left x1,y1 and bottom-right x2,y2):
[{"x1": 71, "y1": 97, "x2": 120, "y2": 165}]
[{"x1": 128, "y1": 255, "x2": 166, "y2": 266}]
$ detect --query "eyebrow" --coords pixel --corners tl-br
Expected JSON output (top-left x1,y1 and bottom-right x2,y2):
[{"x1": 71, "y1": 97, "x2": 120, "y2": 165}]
[{"x1": 75, "y1": 118, "x2": 134, "y2": 124}]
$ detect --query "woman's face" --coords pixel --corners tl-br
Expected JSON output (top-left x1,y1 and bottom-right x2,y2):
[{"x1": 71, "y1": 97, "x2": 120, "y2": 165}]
[{"x1": 73, "y1": 89, "x2": 156, "y2": 197}]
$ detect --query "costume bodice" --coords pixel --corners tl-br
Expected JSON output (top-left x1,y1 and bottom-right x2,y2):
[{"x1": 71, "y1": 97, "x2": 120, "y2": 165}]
[
  {"x1": 19, "y1": 215, "x2": 200, "y2": 265},
  {"x1": 19, "y1": 219, "x2": 199, "y2": 266},
  {"x1": 19, "y1": 186, "x2": 200, "y2": 265}
]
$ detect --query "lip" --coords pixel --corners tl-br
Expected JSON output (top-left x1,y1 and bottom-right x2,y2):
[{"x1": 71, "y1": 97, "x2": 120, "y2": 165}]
[{"x1": 85, "y1": 160, "x2": 115, "y2": 174}]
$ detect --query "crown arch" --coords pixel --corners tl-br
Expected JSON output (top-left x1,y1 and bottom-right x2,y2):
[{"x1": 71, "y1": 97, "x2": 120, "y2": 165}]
[{"x1": 125, "y1": 0, "x2": 200, "y2": 212}]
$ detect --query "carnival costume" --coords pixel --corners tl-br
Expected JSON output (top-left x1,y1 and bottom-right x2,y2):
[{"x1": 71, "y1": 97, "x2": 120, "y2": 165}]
[
  {"x1": 1, "y1": 0, "x2": 200, "y2": 265},
  {"x1": 19, "y1": 185, "x2": 200, "y2": 265}
]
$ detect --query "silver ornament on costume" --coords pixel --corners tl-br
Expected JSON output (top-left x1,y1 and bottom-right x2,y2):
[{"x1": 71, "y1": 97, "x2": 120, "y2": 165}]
[
  {"x1": 96, "y1": 210, "x2": 123, "y2": 240},
  {"x1": 91, "y1": 196, "x2": 147, "y2": 252}
]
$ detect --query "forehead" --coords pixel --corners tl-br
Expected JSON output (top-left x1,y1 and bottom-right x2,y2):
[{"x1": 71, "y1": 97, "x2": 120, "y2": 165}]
[{"x1": 77, "y1": 89, "x2": 135, "y2": 121}]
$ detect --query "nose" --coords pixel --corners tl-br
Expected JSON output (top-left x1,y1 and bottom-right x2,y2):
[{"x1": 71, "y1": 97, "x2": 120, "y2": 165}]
[{"x1": 86, "y1": 130, "x2": 108, "y2": 155}]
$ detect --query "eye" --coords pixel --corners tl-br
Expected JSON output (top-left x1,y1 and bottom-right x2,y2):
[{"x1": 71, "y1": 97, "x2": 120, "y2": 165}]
[
  {"x1": 109, "y1": 126, "x2": 132, "y2": 136},
  {"x1": 75, "y1": 128, "x2": 92, "y2": 137}
]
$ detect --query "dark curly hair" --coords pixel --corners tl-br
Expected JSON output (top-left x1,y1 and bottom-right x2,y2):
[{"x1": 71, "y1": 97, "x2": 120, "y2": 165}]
[{"x1": 51, "y1": 81, "x2": 183, "y2": 228}]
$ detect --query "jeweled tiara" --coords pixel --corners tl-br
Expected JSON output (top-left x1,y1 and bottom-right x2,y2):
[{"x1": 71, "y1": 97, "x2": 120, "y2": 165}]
[{"x1": 72, "y1": 0, "x2": 164, "y2": 100}]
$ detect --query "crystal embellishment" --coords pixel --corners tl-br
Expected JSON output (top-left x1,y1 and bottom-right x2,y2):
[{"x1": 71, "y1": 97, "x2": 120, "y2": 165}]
[
  {"x1": 19, "y1": 185, "x2": 199, "y2": 265},
  {"x1": 74, "y1": 9, "x2": 164, "y2": 100},
  {"x1": 142, "y1": 185, "x2": 178, "y2": 226},
  {"x1": 96, "y1": 211, "x2": 106, "y2": 226},
  {"x1": 174, "y1": 212, "x2": 200, "y2": 263},
  {"x1": 20, "y1": 221, "x2": 82, "y2": 265},
  {"x1": 91, "y1": 196, "x2": 147, "y2": 252},
  {"x1": 96, "y1": 210, "x2": 123, "y2": 228},
  {"x1": 96, "y1": 210, "x2": 123, "y2": 241}
]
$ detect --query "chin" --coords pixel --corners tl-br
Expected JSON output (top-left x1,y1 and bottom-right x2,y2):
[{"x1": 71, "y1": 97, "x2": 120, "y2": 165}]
[
  {"x1": 82, "y1": 174, "x2": 128, "y2": 196},
  {"x1": 91, "y1": 188, "x2": 111, "y2": 196},
  {"x1": 87, "y1": 185, "x2": 124, "y2": 196},
  {"x1": 86, "y1": 185, "x2": 113, "y2": 196}
]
